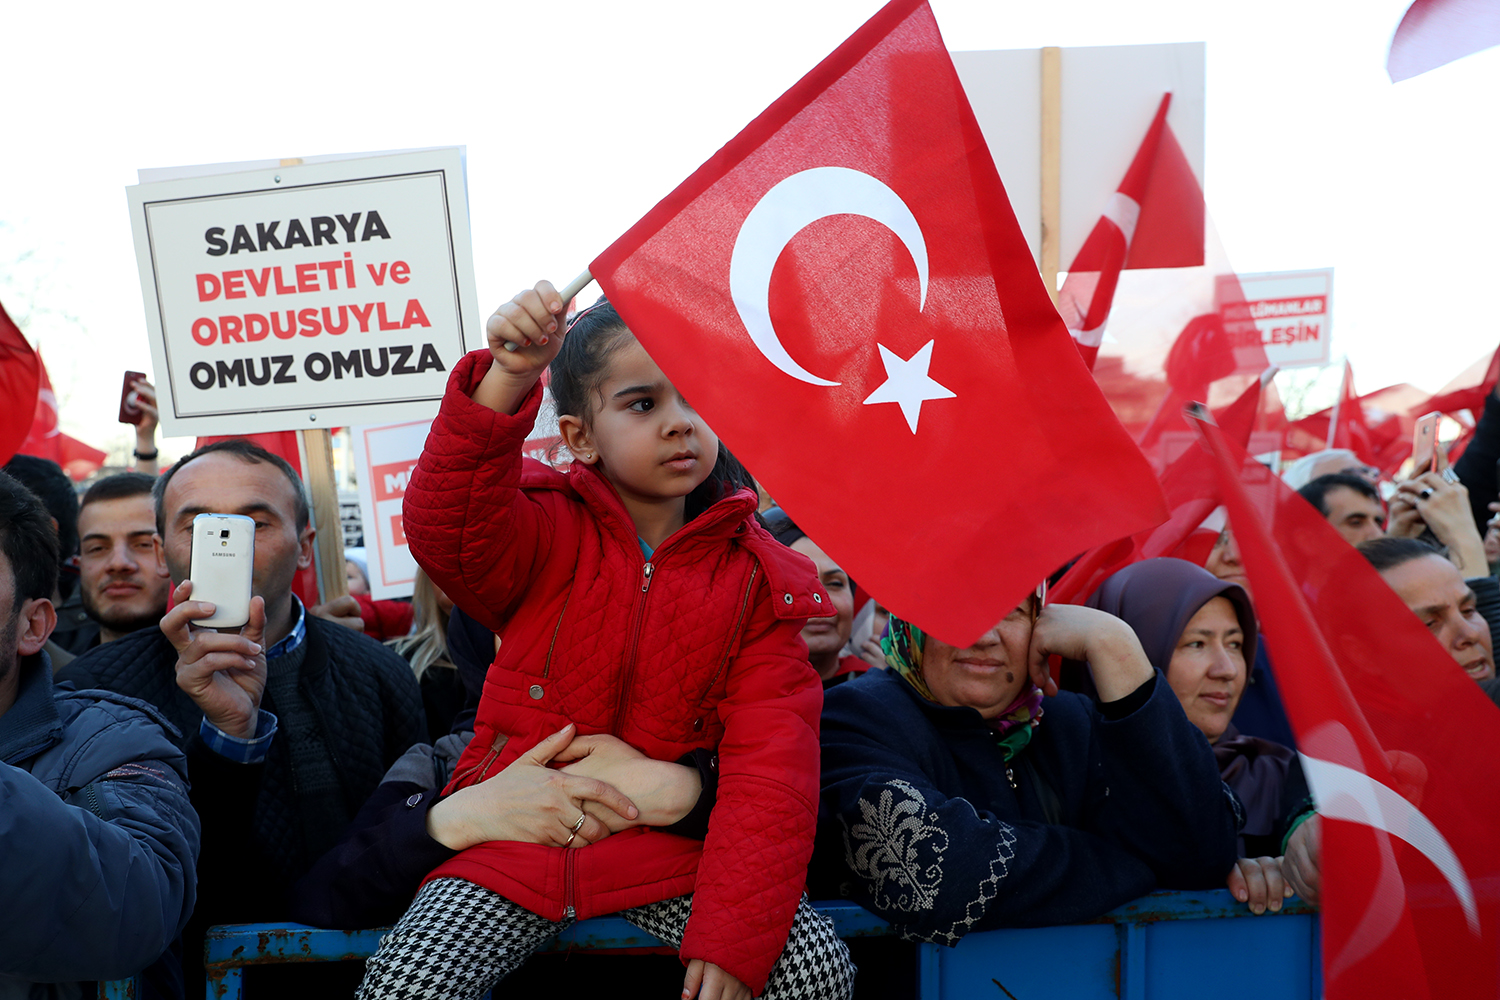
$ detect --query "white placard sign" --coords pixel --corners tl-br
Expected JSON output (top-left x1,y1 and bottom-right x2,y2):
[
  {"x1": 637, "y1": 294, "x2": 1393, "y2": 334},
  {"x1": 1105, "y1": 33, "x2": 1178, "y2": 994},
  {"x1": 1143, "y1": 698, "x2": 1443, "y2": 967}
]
[
  {"x1": 351, "y1": 419, "x2": 430, "y2": 600},
  {"x1": 127, "y1": 149, "x2": 480, "y2": 436},
  {"x1": 351, "y1": 397, "x2": 566, "y2": 600},
  {"x1": 1217, "y1": 268, "x2": 1334, "y2": 371},
  {"x1": 952, "y1": 42, "x2": 1206, "y2": 266}
]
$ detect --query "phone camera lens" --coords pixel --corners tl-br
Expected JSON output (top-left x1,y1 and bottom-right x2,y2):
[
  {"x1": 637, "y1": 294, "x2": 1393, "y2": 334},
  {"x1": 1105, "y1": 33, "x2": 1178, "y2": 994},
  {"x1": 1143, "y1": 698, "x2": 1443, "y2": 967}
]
[{"x1": 220, "y1": 530, "x2": 231, "y2": 538}]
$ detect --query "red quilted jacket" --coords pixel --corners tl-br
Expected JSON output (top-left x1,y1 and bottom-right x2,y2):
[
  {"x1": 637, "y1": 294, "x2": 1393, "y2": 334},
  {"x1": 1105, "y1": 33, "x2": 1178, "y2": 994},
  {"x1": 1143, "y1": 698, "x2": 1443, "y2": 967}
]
[{"x1": 402, "y1": 351, "x2": 826, "y2": 993}]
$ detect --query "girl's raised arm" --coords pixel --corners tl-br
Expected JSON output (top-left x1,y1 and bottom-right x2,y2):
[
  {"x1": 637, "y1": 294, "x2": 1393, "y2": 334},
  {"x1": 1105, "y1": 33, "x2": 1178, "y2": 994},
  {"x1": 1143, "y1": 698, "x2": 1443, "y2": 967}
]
[{"x1": 473, "y1": 281, "x2": 569, "y2": 414}]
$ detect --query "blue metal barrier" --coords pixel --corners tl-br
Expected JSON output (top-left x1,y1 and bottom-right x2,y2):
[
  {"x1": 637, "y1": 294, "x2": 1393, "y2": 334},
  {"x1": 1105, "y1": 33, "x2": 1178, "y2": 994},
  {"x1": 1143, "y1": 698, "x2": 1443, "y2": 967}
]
[
  {"x1": 99, "y1": 890, "x2": 1319, "y2": 999},
  {"x1": 918, "y1": 891, "x2": 1321, "y2": 1000}
]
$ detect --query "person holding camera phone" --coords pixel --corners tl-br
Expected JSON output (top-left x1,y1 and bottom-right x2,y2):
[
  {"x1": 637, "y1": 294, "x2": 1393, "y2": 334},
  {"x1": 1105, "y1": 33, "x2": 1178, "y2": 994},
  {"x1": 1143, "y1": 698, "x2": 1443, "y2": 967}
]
[
  {"x1": 119, "y1": 372, "x2": 162, "y2": 475},
  {"x1": 57, "y1": 439, "x2": 426, "y2": 993}
]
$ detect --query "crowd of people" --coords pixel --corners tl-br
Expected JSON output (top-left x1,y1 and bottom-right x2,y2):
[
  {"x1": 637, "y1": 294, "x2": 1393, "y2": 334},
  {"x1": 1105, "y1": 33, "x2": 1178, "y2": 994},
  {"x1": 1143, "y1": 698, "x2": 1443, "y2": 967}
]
[{"x1": 3, "y1": 281, "x2": 1498, "y2": 999}]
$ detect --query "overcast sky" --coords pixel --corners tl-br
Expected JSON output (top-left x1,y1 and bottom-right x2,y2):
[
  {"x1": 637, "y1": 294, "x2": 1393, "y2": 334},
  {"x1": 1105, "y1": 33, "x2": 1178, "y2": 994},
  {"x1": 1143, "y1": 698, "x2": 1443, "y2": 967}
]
[{"x1": 5, "y1": 0, "x2": 1496, "y2": 457}]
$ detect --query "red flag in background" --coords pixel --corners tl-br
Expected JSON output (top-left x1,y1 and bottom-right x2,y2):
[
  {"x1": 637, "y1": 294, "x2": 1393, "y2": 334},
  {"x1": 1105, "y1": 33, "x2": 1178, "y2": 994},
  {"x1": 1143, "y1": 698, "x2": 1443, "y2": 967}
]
[
  {"x1": 20, "y1": 351, "x2": 62, "y2": 462},
  {"x1": 1282, "y1": 381, "x2": 1431, "y2": 477},
  {"x1": 589, "y1": 0, "x2": 1166, "y2": 646},
  {"x1": 54, "y1": 434, "x2": 108, "y2": 482},
  {"x1": 1425, "y1": 342, "x2": 1500, "y2": 419},
  {"x1": 1052, "y1": 368, "x2": 1274, "y2": 605},
  {"x1": 0, "y1": 303, "x2": 41, "y2": 467},
  {"x1": 16, "y1": 351, "x2": 108, "y2": 481},
  {"x1": 1058, "y1": 93, "x2": 1205, "y2": 368},
  {"x1": 1389, "y1": 0, "x2": 1500, "y2": 81},
  {"x1": 1194, "y1": 410, "x2": 1500, "y2": 1000},
  {"x1": 1084, "y1": 220, "x2": 1270, "y2": 470},
  {"x1": 1326, "y1": 360, "x2": 1376, "y2": 464}
]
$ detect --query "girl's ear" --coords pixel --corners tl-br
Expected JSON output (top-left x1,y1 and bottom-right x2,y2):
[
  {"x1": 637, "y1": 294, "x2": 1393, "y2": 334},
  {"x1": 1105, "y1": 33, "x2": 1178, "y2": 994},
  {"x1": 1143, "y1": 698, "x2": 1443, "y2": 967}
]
[{"x1": 559, "y1": 415, "x2": 599, "y2": 465}]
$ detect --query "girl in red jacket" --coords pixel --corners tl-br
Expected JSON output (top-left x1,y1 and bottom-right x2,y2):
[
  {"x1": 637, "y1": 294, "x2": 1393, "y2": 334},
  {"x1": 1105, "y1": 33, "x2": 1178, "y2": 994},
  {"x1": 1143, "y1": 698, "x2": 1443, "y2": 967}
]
[{"x1": 359, "y1": 281, "x2": 854, "y2": 1000}]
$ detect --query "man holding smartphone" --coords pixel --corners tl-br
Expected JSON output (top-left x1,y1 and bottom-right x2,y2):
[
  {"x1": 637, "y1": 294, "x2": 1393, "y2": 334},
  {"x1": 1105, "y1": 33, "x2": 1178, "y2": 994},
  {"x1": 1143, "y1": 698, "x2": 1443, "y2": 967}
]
[{"x1": 58, "y1": 439, "x2": 426, "y2": 992}]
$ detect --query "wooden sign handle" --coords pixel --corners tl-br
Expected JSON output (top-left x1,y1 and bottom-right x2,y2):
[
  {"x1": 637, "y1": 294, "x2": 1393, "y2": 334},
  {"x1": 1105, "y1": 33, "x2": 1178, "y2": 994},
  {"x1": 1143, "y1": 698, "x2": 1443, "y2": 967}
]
[
  {"x1": 300, "y1": 427, "x2": 349, "y2": 604},
  {"x1": 1040, "y1": 47, "x2": 1062, "y2": 305}
]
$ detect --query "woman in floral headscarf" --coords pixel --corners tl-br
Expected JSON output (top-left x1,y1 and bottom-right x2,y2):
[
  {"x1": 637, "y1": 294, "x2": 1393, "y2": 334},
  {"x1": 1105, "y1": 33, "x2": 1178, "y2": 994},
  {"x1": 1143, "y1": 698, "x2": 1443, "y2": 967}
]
[{"x1": 814, "y1": 594, "x2": 1238, "y2": 944}]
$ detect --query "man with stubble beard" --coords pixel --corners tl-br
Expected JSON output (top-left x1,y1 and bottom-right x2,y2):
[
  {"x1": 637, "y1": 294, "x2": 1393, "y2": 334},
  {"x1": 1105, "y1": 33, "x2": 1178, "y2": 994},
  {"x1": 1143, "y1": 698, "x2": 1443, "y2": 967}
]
[{"x1": 66, "y1": 473, "x2": 172, "y2": 653}]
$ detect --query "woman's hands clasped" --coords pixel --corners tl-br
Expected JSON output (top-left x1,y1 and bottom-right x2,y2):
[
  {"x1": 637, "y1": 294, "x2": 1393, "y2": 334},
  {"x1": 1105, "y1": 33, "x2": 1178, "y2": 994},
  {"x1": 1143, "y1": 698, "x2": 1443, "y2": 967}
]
[{"x1": 425, "y1": 724, "x2": 640, "y2": 852}]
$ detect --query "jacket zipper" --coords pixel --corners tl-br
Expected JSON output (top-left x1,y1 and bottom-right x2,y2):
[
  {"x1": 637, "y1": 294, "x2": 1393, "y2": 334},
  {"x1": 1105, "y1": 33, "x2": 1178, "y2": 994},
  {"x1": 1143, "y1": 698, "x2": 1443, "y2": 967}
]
[
  {"x1": 697, "y1": 564, "x2": 758, "y2": 712},
  {"x1": 542, "y1": 591, "x2": 572, "y2": 679},
  {"x1": 564, "y1": 845, "x2": 578, "y2": 919},
  {"x1": 611, "y1": 561, "x2": 654, "y2": 734},
  {"x1": 84, "y1": 782, "x2": 107, "y2": 820},
  {"x1": 464, "y1": 732, "x2": 509, "y2": 785}
]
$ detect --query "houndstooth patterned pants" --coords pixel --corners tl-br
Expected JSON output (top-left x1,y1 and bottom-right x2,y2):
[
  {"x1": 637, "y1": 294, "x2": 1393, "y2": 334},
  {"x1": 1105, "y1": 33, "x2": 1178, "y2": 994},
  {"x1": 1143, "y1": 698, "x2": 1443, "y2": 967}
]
[{"x1": 357, "y1": 877, "x2": 856, "y2": 1000}]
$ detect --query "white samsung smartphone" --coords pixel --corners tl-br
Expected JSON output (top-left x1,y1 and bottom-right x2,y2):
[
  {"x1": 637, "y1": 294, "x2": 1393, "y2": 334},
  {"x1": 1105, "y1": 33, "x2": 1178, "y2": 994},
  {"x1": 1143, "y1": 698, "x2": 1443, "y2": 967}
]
[{"x1": 188, "y1": 513, "x2": 255, "y2": 628}]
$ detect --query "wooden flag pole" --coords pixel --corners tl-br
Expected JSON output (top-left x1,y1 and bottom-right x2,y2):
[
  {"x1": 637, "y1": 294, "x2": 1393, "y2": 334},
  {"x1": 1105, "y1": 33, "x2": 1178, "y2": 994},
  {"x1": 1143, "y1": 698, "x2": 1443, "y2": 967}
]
[
  {"x1": 301, "y1": 426, "x2": 348, "y2": 604},
  {"x1": 276, "y1": 157, "x2": 349, "y2": 605},
  {"x1": 1039, "y1": 46, "x2": 1062, "y2": 305}
]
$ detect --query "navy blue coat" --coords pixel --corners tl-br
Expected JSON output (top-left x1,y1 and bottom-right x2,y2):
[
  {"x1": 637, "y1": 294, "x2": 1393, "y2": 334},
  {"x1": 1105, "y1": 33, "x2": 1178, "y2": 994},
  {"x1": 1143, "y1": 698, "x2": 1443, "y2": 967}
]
[
  {"x1": 0, "y1": 653, "x2": 199, "y2": 994},
  {"x1": 817, "y1": 668, "x2": 1238, "y2": 945}
]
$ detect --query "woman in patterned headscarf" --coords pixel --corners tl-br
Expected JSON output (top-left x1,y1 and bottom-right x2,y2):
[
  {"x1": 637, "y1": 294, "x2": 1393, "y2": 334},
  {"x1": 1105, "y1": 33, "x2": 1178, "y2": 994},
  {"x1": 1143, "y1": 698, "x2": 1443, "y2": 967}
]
[{"x1": 814, "y1": 593, "x2": 1240, "y2": 947}]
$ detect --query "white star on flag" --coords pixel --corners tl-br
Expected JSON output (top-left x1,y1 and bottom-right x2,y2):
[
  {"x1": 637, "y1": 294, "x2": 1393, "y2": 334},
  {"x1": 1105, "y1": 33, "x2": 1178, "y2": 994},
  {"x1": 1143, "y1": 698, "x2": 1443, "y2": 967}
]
[{"x1": 861, "y1": 340, "x2": 955, "y2": 433}]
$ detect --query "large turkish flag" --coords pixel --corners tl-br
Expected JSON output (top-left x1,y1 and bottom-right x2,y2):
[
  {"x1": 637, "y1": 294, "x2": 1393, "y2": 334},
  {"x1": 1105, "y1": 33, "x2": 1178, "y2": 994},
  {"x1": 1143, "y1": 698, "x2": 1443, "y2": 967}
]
[
  {"x1": 590, "y1": 0, "x2": 1165, "y2": 645},
  {"x1": 1196, "y1": 411, "x2": 1500, "y2": 1000}
]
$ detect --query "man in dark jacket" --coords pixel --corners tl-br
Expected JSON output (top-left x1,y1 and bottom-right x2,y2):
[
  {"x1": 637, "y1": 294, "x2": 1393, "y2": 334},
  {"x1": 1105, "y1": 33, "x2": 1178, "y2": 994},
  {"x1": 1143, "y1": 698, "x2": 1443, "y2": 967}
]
[
  {"x1": 0, "y1": 471, "x2": 200, "y2": 999},
  {"x1": 58, "y1": 440, "x2": 425, "y2": 992}
]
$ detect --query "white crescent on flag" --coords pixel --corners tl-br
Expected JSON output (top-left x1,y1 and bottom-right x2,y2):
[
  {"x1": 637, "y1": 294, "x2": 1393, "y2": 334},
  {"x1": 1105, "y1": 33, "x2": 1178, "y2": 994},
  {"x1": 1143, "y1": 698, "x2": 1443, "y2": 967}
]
[
  {"x1": 1301, "y1": 753, "x2": 1480, "y2": 935},
  {"x1": 729, "y1": 166, "x2": 929, "y2": 388}
]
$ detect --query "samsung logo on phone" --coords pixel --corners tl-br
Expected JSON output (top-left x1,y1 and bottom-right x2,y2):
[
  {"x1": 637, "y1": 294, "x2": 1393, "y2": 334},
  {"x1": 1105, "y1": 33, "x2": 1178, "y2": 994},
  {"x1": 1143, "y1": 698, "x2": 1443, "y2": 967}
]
[{"x1": 210, "y1": 552, "x2": 237, "y2": 557}]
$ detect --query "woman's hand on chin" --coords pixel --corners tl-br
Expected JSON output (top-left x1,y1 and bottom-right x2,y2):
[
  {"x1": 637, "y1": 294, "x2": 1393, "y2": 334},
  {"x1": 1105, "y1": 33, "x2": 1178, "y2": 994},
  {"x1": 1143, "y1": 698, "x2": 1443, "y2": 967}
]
[{"x1": 1027, "y1": 604, "x2": 1154, "y2": 702}]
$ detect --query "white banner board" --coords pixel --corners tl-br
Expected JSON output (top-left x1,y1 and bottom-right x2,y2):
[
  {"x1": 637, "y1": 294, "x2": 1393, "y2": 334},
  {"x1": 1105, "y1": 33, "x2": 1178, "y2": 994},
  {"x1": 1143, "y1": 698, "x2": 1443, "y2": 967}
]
[
  {"x1": 351, "y1": 419, "x2": 430, "y2": 600},
  {"x1": 1217, "y1": 268, "x2": 1334, "y2": 371},
  {"x1": 952, "y1": 42, "x2": 1206, "y2": 267},
  {"x1": 351, "y1": 398, "x2": 564, "y2": 600},
  {"x1": 127, "y1": 149, "x2": 480, "y2": 436}
]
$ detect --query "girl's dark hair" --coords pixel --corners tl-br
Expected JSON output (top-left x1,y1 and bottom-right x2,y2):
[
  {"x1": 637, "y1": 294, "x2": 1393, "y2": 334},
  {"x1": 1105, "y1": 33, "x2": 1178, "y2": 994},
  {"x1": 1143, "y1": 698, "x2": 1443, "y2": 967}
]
[
  {"x1": 549, "y1": 298, "x2": 635, "y2": 424},
  {"x1": 550, "y1": 296, "x2": 759, "y2": 522}
]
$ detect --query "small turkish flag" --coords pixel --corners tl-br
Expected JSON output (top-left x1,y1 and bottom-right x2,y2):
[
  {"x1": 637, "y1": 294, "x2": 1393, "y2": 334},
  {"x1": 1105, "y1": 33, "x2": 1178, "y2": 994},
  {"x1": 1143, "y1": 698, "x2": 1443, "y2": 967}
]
[
  {"x1": 1058, "y1": 92, "x2": 1205, "y2": 369},
  {"x1": 589, "y1": 0, "x2": 1165, "y2": 646},
  {"x1": 1195, "y1": 410, "x2": 1500, "y2": 1000}
]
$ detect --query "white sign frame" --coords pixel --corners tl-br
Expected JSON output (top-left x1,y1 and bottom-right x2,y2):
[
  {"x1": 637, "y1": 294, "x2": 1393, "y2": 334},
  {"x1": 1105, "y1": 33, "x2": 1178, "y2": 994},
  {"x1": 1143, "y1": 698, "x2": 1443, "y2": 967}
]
[
  {"x1": 952, "y1": 42, "x2": 1207, "y2": 267},
  {"x1": 1218, "y1": 268, "x2": 1335, "y2": 371},
  {"x1": 350, "y1": 418, "x2": 432, "y2": 601},
  {"x1": 127, "y1": 148, "x2": 480, "y2": 436}
]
